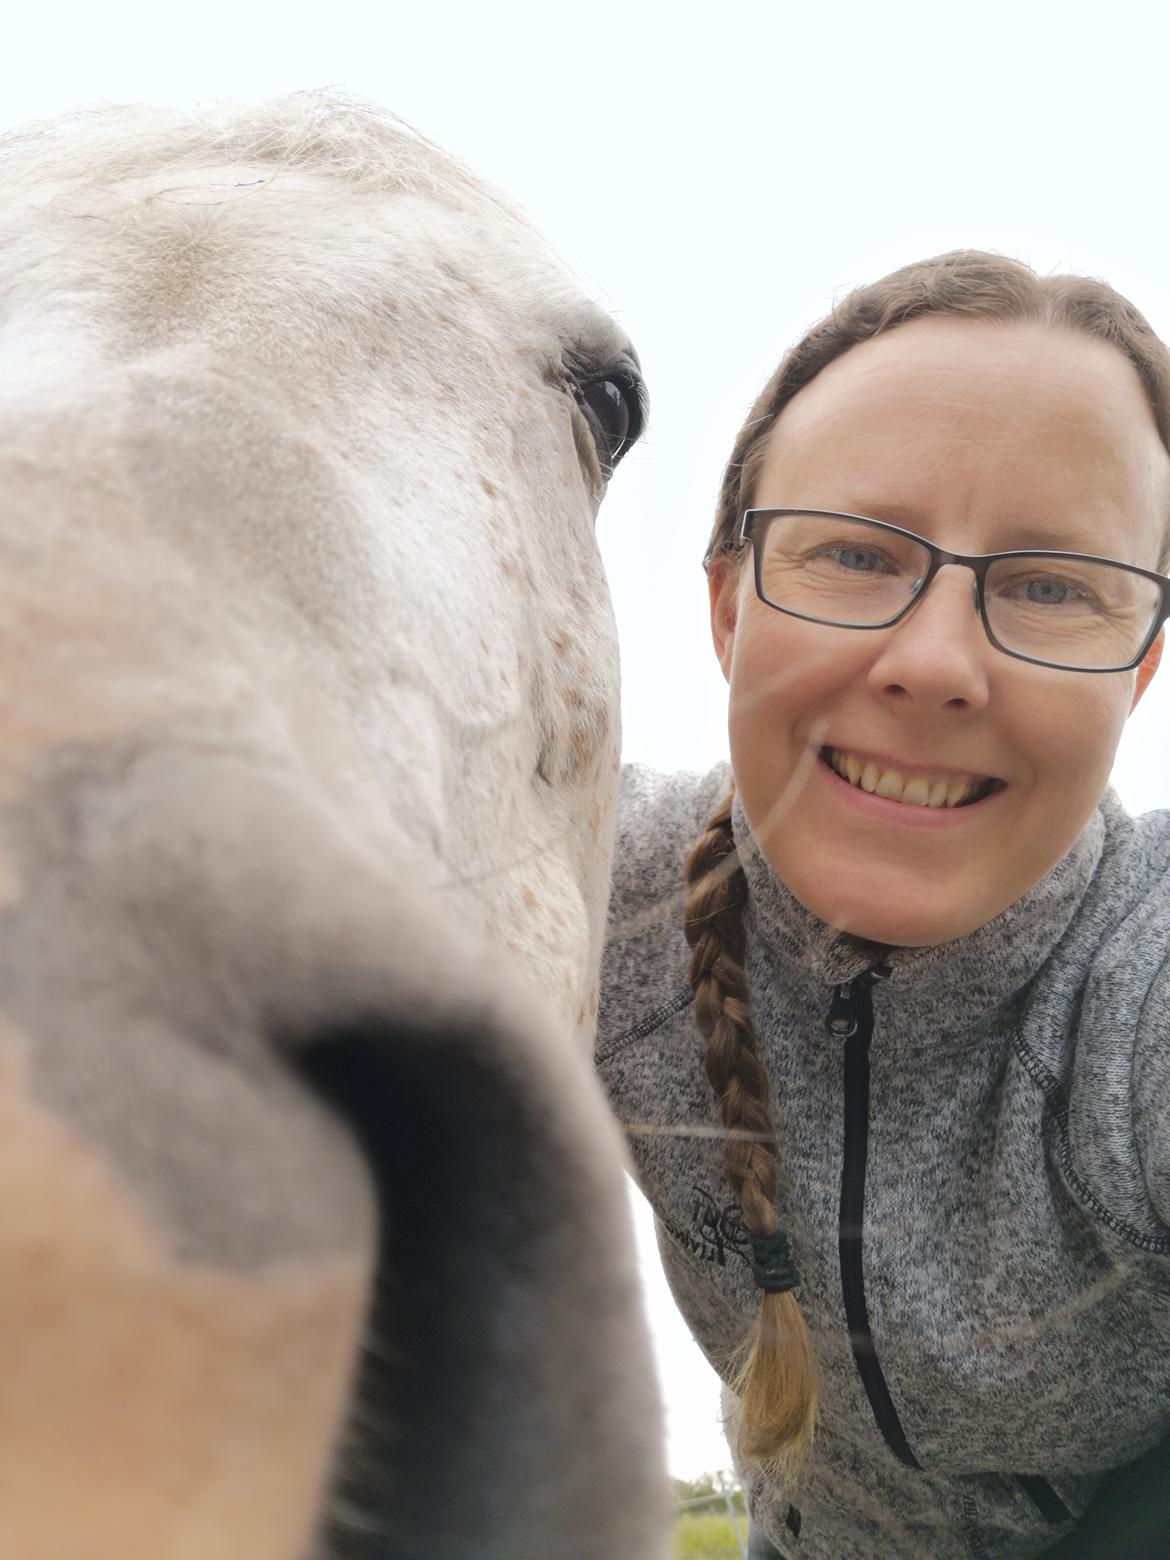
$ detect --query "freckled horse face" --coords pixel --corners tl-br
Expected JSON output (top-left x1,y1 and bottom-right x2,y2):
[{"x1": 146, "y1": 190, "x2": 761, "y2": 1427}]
[{"x1": 0, "y1": 93, "x2": 665, "y2": 1560}]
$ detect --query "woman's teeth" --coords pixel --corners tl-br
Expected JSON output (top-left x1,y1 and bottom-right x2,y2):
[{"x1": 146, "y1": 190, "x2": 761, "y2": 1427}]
[{"x1": 825, "y1": 748, "x2": 992, "y2": 808}]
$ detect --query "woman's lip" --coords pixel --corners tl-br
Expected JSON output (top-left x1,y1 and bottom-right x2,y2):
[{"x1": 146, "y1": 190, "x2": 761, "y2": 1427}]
[
  {"x1": 819, "y1": 743, "x2": 1002, "y2": 786},
  {"x1": 816, "y1": 750, "x2": 1005, "y2": 825}
]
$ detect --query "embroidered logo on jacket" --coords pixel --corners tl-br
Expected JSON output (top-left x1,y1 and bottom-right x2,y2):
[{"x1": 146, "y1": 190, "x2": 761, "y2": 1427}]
[{"x1": 665, "y1": 1185, "x2": 750, "y2": 1268}]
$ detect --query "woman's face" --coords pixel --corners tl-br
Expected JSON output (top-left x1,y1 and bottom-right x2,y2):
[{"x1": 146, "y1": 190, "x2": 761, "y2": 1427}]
[{"x1": 710, "y1": 318, "x2": 1170, "y2": 946}]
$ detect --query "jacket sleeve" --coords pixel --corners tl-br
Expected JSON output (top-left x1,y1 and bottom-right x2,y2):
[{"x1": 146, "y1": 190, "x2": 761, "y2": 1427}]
[
  {"x1": 598, "y1": 761, "x2": 731, "y2": 1054},
  {"x1": 1133, "y1": 958, "x2": 1170, "y2": 1232},
  {"x1": 1064, "y1": 802, "x2": 1170, "y2": 1250},
  {"x1": 606, "y1": 762, "x2": 732, "y2": 933}
]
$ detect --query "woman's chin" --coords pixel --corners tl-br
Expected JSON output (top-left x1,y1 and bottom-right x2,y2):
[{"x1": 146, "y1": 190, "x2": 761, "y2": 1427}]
[{"x1": 783, "y1": 872, "x2": 993, "y2": 949}]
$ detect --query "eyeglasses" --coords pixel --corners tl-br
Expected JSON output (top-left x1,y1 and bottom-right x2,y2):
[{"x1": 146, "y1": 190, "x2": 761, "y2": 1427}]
[{"x1": 734, "y1": 509, "x2": 1170, "y2": 673}]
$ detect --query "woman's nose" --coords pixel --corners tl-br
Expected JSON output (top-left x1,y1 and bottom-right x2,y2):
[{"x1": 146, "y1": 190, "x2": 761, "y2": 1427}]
[{"x1": 865, "y1": 564, "x2": 991, "y2": 713}]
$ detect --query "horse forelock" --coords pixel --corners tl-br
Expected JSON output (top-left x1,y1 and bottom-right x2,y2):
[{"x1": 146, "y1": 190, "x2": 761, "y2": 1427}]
[
  {"x1": 0, "y1": 88, "x2": 573, "y2": 382},
  {"x1": 0, "y1": 86, "x2": 520, "y2": 218}
]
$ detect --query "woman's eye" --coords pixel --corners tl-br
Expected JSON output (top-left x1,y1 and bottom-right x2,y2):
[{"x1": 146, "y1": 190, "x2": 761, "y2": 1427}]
[
  {"x1": 1001, "y1": 574, "x2": 1089, "y2": 608},
  {"x1": 806, "y1": 543, "x2": 893, "y2": 574},
  {"x1": 1025, "y1": 578, "x2": 1071, "y2": 605},
  {"x1": 574, "y1": 371, "x2": 646, "y2": 473},
  {"x1": 832, "y1": 546, "x2": 885, "y2": 573}
]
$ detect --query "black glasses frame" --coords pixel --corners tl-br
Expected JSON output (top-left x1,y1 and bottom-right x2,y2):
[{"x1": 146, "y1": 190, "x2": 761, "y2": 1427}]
[{"x1": 735, "y1": 508, "x2": 1170, "y2": 674}]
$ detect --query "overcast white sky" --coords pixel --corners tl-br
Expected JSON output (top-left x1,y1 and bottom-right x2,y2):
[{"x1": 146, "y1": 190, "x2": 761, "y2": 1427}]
[{"x1": 5, "y1": 0, "x2": 1170, "y2": 1480}]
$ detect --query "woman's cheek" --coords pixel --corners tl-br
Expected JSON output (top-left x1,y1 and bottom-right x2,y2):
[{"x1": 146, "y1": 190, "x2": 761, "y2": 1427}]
[
  {"x1": 1008, "y1": 672, "x2": 1126, "y2": 809},
  {"x1": 732, "y1": 612, "x2": 855, "y2": 730}
]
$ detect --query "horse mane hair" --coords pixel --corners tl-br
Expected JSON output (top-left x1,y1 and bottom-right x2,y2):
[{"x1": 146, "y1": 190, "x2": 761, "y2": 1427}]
[{"x1": 0, "y1": 86, "x2": 528, "y2": 226}]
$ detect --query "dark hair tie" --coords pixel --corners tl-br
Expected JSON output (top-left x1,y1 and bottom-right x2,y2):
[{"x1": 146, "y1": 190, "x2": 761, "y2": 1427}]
[{"x1": 750, "y1": 1230, "x2": 801, "y2": 1294}]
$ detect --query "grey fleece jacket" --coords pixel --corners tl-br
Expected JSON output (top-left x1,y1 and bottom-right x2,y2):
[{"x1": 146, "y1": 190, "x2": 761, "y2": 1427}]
[{"x1": 596, "y1": 763, "x2": 1170, "y2": 1560}]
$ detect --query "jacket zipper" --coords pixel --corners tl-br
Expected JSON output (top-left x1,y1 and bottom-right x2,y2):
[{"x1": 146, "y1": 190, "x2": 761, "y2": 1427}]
[
  {"x1": 830, "y1": 978, "x2": 1075, "y2": 1527},
  {"x1": 830, "y1": 972, "x2": 923, "y2": 1470}
]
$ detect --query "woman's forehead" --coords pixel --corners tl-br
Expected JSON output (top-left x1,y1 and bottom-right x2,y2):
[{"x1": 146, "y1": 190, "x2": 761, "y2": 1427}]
[
  {"x1": 757, "y1": 317, "x2": 1170, "y2": 561},
  {"x1": 769, "y1": 318, "x2": 1156, "y2": 455}
]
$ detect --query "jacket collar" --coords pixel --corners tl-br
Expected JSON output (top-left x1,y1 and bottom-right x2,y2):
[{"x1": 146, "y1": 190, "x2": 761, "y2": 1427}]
[{"x1": 731, "y1": 790, "x2": 1114, "y2": 1043}]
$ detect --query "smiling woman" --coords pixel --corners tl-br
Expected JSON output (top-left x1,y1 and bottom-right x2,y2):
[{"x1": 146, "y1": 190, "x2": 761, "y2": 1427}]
[{"x1": 597, "y1": 252, "x2": 1170, "y2": 1559}]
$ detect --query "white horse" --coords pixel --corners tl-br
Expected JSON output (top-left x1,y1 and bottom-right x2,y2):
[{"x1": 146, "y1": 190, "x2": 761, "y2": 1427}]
[{"x1": 0, "y1": 90, "x2": 668, "y2": 1559}]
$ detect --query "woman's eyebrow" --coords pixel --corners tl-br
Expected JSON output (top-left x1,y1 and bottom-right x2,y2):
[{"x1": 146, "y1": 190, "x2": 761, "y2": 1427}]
[
  {"x1": 835, "y1": 500, "x2": 1113, "y2": 556},
  {"x1": 832, "y1": 498, "x2": 927, "y2": 529},
  {"x1": 979, "y1": 519, "x2": 1114, "y2": 554}
]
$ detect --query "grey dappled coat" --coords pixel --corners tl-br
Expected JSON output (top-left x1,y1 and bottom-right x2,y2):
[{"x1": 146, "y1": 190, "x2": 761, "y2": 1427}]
[{"x1": 598, "y1": 763, "x2": 1170, "y2": 1560}]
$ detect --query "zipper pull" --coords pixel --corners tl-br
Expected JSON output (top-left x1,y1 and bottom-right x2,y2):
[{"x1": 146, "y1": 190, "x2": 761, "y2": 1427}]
[
  {"x1": 826, "y1": 964, "x2": 888, "y2": 1039},
  {"x1": 826, "y1": 981, "x2": 861, "y2": 1038}
]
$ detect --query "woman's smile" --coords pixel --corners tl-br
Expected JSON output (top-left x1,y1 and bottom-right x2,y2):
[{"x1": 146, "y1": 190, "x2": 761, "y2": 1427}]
[
  {"x1": 819, "y1": 744, "x2": 1003, "y2": 807},
  {"x1": 815, "y1": 745, "x2": 1005, "y2": 829}
]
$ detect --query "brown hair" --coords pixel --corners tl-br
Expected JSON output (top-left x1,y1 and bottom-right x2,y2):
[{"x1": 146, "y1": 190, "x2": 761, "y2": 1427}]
[{"x1": 682, "y1": 250, "x2": 1170, "y2": 1476}]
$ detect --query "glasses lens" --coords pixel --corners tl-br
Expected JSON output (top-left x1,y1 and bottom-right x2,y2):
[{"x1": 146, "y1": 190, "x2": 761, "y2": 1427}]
[
  {"x1": 755, "y1": 512, "x2": 932, "y2": 626},
  {"x1": 985, "y1": 554, "x2": 1163, "y2": 669}
]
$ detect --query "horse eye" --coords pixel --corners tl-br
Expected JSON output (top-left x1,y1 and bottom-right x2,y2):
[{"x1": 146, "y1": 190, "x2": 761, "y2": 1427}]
[{"x1": 576, "y1": 371, "x2": 646, "y2": 473}]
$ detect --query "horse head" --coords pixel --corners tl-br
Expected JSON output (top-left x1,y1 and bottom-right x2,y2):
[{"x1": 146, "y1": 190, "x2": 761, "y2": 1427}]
[{"x1": 0, "y1": 89, "x2": 667, "y2": 1559}]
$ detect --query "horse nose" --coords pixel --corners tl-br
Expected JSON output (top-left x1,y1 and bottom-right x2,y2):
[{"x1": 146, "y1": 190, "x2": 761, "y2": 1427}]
[{"x1": 0, "y1": 739, "x2": 668, "y2": 1560}]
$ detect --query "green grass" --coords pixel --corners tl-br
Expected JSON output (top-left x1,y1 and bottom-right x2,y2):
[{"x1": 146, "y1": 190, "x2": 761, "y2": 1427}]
[{"x1": 673, "y1": 1509, "x2": 746, "y2": 1557}]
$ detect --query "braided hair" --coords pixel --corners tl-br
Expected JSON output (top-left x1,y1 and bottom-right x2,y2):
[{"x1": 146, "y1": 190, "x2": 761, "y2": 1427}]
[{"x1": 682, "y1": 786, "x2": 816, "y2": 1478}]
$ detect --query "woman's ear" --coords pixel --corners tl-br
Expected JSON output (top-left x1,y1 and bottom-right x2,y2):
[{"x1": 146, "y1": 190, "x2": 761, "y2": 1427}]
[
  {"x1": 708, "y1": 561, "x2": 740, "y2": 683},
  {"x1": 1132, "y1": 631, "x2": 1164, "y2": 710}
]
